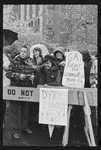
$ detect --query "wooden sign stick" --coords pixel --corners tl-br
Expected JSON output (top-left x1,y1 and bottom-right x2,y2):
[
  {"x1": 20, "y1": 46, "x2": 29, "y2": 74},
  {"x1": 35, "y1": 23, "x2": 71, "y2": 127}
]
[
  {"x1": 62, "y1": 105, "x2": 72, "y2": 146},
  {"x1": 84, "y1": 127, "x2": 92, "y2": 146},
  {"x1": 83, "y1": 92, "x2": 96, "y2": 146}
]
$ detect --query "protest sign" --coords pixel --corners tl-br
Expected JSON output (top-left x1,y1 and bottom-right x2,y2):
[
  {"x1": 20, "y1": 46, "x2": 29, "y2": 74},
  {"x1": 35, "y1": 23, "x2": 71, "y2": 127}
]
[
  {"x1": 3, "y1": 86, "x2": 38, "y2": 102},
  {"x1": 62, "y1": 51, "x2": 85, "y2": 88},
  {"x1": 39, "y1": 88, "x2": 68, "y2": 126}
]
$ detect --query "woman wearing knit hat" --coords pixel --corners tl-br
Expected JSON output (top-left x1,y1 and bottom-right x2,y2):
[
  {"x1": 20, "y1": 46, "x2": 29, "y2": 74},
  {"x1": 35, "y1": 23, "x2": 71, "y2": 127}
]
[
  {"x1": 39, "y1": 54, "x2": 64, "y2": 86},
  {"x1": 53, "y1": 46, "x2": 66, "y2": 66},
  {"x1": 39, "y1": 54, "x2": 64, "y2": 131}
]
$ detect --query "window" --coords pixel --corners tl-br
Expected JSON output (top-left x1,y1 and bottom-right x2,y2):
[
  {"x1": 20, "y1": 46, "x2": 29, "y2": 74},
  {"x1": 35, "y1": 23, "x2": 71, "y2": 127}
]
[
  {"x1": 47, "y1": 18, "x2": 53, "y2": 25},
  {"x1": 36, "y1": 5, "x2": 40, "y2": 16},
  {"x1": 18, "y1": 5, "x2": 21, "y2": 20},
  {"x1": 46, "y1": 28, "x2": 54, "y2": 35},
  {"x1": 29, "y1": 5, "x2": 33, "y2": 19},
  {"x1": 38, "y1": 18, "x2": 40, "y2": 25},
  {"x1": 35, "y1": 18, "x2": 40, "y2": 26},
  {"x1": 35, "y1": 18, "x2": 40, "y2": 32},
  {"x1": 29, "y1": 20, "x2": 33, "y2": 27},
  {"x1": 24, "y1": 5, "x2": 27, "y2": 21},
  {"x1": 47, "y1": 5, "x2": 54, "y2": 10}
]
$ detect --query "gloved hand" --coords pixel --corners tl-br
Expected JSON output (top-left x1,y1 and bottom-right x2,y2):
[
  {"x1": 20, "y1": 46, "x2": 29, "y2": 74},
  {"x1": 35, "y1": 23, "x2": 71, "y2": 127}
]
[
  {"x1": 29, "y1": 74, "x2": 35, "y2": 80},
  {"x1": 20, "y1": 74, "x2": 26, "y2": 80}
]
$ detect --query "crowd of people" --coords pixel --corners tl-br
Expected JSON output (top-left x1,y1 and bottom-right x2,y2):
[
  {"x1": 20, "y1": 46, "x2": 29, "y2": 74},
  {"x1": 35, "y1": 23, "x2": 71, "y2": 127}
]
[{"x1": 3, "y1": 44, "x2": 98, "y2": 140}]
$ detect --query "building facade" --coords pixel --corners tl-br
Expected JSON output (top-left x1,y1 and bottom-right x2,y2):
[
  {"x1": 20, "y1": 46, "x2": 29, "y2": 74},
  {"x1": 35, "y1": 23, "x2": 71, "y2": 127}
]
[
  {"x1": 3, "y1": 4, "x2": 97, "y2": 48},
  {"x1": 16, "y1": 5, "x2": 72, "y2": 45}
]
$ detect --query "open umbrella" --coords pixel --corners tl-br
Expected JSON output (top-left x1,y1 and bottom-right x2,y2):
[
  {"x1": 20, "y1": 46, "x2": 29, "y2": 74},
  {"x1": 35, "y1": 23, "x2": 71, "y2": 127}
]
[
  {"x1": 30, "y1": 44, "x2": 49, "y2": 58},
  {"x1": 3, "y1": 29, "x2": 18, "y2": 47}
]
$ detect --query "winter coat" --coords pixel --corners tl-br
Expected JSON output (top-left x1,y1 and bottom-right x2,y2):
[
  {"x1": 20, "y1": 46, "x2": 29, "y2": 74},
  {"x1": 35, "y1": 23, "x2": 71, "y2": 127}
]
[
  {"x1": 39, "y1": 65, "x2": 64, "y2": 86},
  {"x1": 84, "y1": 61, "x2": 92, "y2": 88},
  {"x1": 3, "y1": 70, "x2": 10, "y2": 86},
  {"x1": 32, "y1": 56, "x2": 43, "y2": 66},
  {"x1": 90, "y1": 59, "x2": 98, "y2": 88},
  {"x1": 80, "y1": 50, "x2": 92, "y2": 88},
  {"x1": 6, "y1": 55, "x2": 39, "y2": 87}
]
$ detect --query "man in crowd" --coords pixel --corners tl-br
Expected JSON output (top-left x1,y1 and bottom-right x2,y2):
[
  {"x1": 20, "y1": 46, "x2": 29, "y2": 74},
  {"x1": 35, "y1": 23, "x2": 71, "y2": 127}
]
[{"x1": 6, "y1": 45, "x2": 35, "y2": 139}]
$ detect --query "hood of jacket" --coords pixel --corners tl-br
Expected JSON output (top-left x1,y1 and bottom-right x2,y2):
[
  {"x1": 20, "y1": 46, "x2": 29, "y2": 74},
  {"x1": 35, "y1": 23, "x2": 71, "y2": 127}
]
[{"x1": 53, "y1": 46, "x2": 65, "y2": 58}]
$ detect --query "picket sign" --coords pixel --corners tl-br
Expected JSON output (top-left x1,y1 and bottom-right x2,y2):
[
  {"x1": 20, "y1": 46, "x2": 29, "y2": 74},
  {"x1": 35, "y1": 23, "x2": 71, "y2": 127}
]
[
  {"x1": 62, "y1": 51, "x2": 85, "y2": 88},
  {"x1": 3, "y1": 85, "x2": 97, "y2": 146}
]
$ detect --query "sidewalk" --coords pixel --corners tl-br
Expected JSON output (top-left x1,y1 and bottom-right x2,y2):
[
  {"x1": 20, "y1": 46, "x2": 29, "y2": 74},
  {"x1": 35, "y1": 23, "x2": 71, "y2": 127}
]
[{"x1": 3, "y1": 106, "x2": 97, "y2": 146}]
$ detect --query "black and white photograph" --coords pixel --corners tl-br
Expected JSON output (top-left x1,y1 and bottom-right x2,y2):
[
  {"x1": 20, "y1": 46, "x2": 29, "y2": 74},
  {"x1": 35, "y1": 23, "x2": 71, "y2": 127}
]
[{"x1": 3, "y1": 4, "x2": 98, "y2": 146}]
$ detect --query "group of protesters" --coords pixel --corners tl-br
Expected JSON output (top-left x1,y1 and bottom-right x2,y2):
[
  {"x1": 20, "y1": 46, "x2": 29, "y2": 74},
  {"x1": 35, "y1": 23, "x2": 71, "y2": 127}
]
[{"x1": 3, "y1": 44, "x2": 98, "y2": 139}]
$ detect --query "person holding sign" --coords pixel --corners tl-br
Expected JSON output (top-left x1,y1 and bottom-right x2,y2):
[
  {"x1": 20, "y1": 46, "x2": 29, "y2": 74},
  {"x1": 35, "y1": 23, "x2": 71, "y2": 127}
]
[
  {"x1": 39, "y1": 54, "x2": 64, "y2": 131},
  {"x1": 73, "y1": 50, "x2": 93, "y2": 129},
  {"x1": 6, "y1": 45, "x2": 36, "y2": 139},
  {"x1": 39, "y1": 54, "x2": 64, "y2": 86}
]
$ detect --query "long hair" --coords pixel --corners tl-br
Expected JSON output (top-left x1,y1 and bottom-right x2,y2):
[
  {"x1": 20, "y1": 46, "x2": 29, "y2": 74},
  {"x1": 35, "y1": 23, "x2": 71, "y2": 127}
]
[{"x1": 33, "y1": 47, "x2": 43, "y2": 65}]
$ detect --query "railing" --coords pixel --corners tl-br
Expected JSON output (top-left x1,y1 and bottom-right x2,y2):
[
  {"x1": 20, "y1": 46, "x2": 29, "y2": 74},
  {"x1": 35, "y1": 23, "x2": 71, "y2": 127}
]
[{"x1": 3, "y1": 85, "x2": 97, "y2": 146}]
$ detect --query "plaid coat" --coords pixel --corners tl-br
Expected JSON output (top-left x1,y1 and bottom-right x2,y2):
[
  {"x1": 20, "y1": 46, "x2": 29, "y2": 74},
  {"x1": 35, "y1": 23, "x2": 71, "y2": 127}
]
[{"x1": 6, "y1": 55, "x2": 38, "y2": 87}]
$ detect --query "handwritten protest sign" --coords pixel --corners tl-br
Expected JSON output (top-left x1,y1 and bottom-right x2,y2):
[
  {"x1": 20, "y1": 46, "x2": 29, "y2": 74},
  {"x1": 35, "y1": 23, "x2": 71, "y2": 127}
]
[
  {"x1": 62, "y1": 51, "x2": 85, "y2": 88},
  {"x1": 39, "y1": 88, "x2": 68, "y2": 126},
  {"x1": 3, "y1": 86, "x2": 38, "y2": 102}
]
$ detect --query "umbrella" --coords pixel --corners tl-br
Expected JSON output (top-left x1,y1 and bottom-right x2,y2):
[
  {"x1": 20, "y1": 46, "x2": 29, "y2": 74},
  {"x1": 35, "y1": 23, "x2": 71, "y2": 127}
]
[
  {"x1": 30, "y1": 44, "x2": 49, "y2": 58},
  {"x1": 3, "y1": 29, "x2": 18, "y2": 46}
]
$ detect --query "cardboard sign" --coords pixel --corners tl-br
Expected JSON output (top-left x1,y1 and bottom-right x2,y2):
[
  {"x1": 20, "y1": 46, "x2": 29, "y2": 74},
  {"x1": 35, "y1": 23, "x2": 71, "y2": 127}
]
[
  {"x1": 39, "y1": 88, "x2": 68, "y2": 126},
  {"x1": 62, "y1": 51, "x2": 85, "y2": 88},
  {"x1": 3, "y1": 86, "x2": 38, "y2": 102}
]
